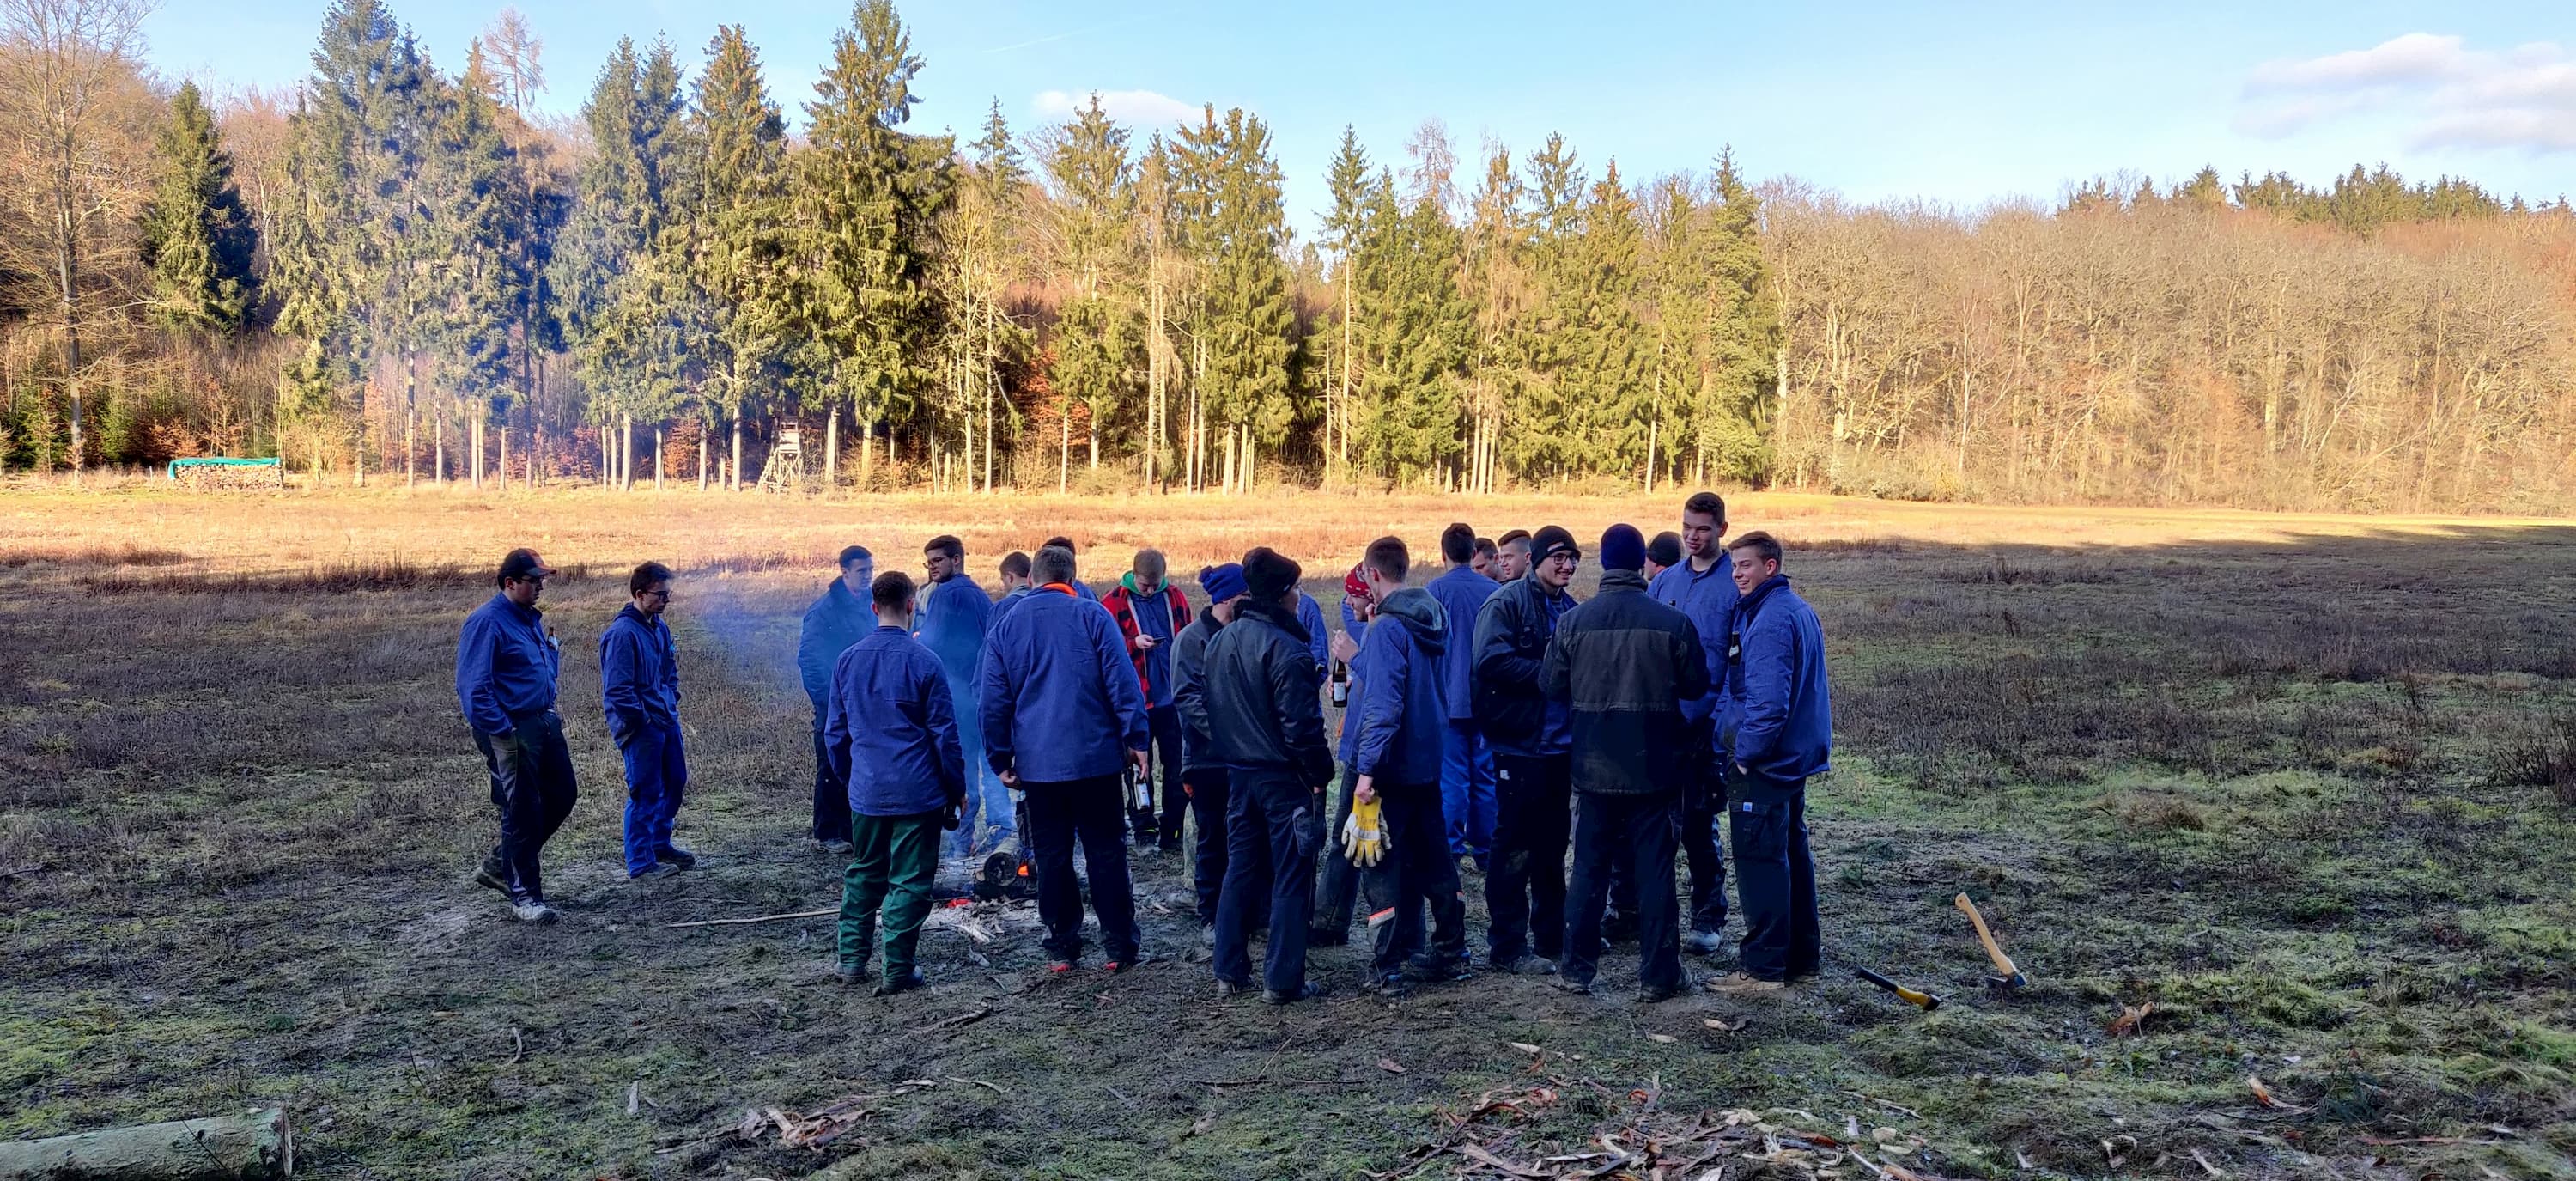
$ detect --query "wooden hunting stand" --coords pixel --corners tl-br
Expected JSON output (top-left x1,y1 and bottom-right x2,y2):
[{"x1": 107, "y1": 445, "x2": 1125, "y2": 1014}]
[{"x1": 757, "y1": 422, "x2": 805, "y2": 491}]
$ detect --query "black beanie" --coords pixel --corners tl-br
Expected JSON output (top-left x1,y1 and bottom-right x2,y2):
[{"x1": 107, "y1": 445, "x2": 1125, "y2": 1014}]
[
  {"x1": 1647, "y1": 532, "x2": 1682, "y2": 569},
  {"x1": 1242, "y1": 546, "x2": 1302, "y2": 601},
  {"x1": 1531, "y1": 525, "x2": 1579, "y2": 564}
]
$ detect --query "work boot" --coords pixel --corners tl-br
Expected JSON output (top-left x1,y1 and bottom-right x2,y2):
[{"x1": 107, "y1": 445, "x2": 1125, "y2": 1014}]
[
  {"x1": 1635, "y1": 979, "x2": 1688, "y2": 1004},
  {"x1": 1705, "y1": 971, "x2": 1786, "y2": 995},
  {"x1": 475, "y1": 856, "x2": 508, "y2": 894},
  {"x1": 1555, "y1": 975, "x2": 1594, "y2": 995},
  {"x1": 814, "y1": 836, "x2": 854, "y2": 855},
  {"x1": 628, "y1": 863, "x2": 680, "y2": 882},
  {"x1": 1362, "y1": 971, "x2": 1413, "y2": 999},
  {"x1": 874, "y1": 969, "x2": 927, "y2": 997},
  {"x1": 1402, "y1": 956, "x2": 1473, "y2": 984},
  {"x1": 1215, "y1": 977, "x2": 1253, "y2": 1000},
  {"x1": 1684, "y1": 930, "x2": 1727, "y2": 956},
  {"x1": 830, "y1": 959, "x2": 868, "y2": 986},
  {"x1": 1495, "y1": 955, "x2": 1558, "y2": 977},
  {"x1": 1261, "y1": 982, "x2": 1327, "y2": 1006},
  {"x1": 657, "y1": 846, "x2": 699, "y2": 870},
  {"x1": 509, "y1": 898, "x2": 560, "y2": 924}
]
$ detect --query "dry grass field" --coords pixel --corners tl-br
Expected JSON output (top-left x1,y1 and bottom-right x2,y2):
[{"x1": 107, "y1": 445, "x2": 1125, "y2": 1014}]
[{"x1": 4, "y1": 485, "x2": 2574, "y2": 1179}]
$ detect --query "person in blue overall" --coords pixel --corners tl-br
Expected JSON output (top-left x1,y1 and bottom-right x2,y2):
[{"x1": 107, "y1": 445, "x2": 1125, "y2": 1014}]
[
  {"x1": 1707, "y1": 530, "x2": 1832, "y2": 995},
  {"x1": 798, "y1": 546, "x2": 874, "y2": 852},
  {"x1": 602, "y1": 561, "x2": 695, "y2": 881},
  {"x1": 1424, "y1": 523, "x2": 1501, "y2": 870},
  {"x1": 917, "y1": 534, "x2": 1003, "y2": 856},
  {"x1": 1648, "y1": 491, "x2": 1740, "y2": 956},
  {"x1": 826, "y1": 570, "x2": 967, "y2": 996},
  {"x1": 456, "y1": 548, "x2": 577, "y2": 924}
]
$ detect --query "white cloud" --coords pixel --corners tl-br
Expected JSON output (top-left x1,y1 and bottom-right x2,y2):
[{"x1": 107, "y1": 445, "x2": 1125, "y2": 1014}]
[
  {"x1": 2238, "y1": 33, "x2": 2576, "y2": 151},
  {"x1": 1030, "y1": 88, "x2": 1202, "y2": 132}
]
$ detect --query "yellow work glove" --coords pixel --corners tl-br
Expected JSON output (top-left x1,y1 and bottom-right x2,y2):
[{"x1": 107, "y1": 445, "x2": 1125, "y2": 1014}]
[{"x1": 1341, "y1": 796, "x2": 1387, "y2": 867}]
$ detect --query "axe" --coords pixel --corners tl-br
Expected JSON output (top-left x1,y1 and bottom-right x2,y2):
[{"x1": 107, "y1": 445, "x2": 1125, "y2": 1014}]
[
  {"x1": 1953, "y1": 893, "x2": 2028, "y2": 989},
  {"x1": 1855, "y1": 967, "x2": 1943, "y2": 1010}
]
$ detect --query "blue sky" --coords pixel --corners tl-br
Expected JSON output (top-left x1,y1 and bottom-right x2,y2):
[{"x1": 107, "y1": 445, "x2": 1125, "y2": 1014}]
[{"x1": 148, "y1": 0, "x2": 2576, "y2": 235}]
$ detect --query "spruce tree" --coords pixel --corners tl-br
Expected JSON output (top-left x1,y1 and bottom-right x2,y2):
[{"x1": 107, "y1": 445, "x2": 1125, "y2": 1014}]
[
  {"x1": 140, "y1": 81, "x2": 256, "y2": 334},
  {"x1": 1698, "y1": 148, "x2": 1777, "y2": 481},
  {"x1": 1042, "y1": 93, "x2": 1138, "y2": 477},
  {"x1": 689, "y1": 24, "x2": 793, "y2": 486}
]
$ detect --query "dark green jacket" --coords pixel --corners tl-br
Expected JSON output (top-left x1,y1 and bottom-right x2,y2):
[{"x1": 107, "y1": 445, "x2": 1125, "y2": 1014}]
[{"x1": 1540, "y1": 569, "x2": 1710, "y2": 794}]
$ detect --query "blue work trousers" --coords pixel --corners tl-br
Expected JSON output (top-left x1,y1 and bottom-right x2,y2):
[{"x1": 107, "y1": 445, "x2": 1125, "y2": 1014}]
[{"x1": 619, "y1": 725, "x2": 688, "y2": 877}]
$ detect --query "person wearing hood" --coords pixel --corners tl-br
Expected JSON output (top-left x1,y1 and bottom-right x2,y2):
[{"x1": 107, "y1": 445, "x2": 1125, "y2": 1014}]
[
  {"x1": 457, "y1": 547, "x2": 575, "y2": 924},
  {"x1": 1709, "y1": 531, "x2": 1832, "y2": 995},
  {"x1": 1543, "y1": 526, "x2": 1710, "y2": 1002},
  {"x1": 1472, "y1": 525, "x2": 1580, "y2": 974},
  {"x1": 602, "y1": 561, "x2": 695, "y2": 882},
  {"x1": 1172, "y1": 563, "x2": 1267, "y2": 936},
  {"x1": 1425, "y1": 523, "x2": 1501, "y2": 870},
  {"x1": 1346, "y1": 537, "x2": 1469, "y2": 994},
  {"x1": 798, "y1": 546, "x2": 875, "y2": 852},
  {"x1": 980, "y1": 545, "x2": 1156, "y2": 974},
  {"x1": 1206, "y1": 547, "x2": 1338, "y2": 1004},
  {"x1": 1103, "y1": 549, "x2": 1193, "y2": 849},
  {"x1": 917, "y1": 535, "x2": 1003, "y2": 856}
]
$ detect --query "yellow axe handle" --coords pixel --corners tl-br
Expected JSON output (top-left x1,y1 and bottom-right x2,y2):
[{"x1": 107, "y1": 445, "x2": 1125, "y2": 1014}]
[{"x1": 1954, "y1": 892, "x2": 2020, "y2": 978}]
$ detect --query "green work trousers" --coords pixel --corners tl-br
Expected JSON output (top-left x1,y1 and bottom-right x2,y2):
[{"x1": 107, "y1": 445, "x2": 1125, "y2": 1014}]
[{"x1": 837, "y1": 807, "x2": 945, "y2": 985}]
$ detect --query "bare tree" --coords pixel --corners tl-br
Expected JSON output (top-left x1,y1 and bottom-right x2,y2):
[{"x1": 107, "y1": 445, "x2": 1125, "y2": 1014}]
[{"x1": 0, "y1": 0, "x2": 156, "y2": 478}]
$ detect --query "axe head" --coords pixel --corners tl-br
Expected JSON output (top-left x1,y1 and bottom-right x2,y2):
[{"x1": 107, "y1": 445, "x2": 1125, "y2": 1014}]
[{"x1": 1984, "y1": 971, "x2": 2029, "y2": 989}]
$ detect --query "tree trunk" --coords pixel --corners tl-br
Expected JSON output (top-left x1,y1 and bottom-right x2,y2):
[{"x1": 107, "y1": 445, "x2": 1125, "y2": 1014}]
[
  {"x1": 653, "y1": 425, "x2": 665, "y2": 490},
  {"x1": 698, "y1": 422, "x2": 709, "y2": 490},
  {"x1": 621, "y1": 414, "x2": 635, "y2": 491},
  {"x1": 600, "y1": 429, "x2": 611, "y2": 489},
  {"x1": 1088, "y1": 421, "x2": 1098, "y2": 470},
  {"x1": 824, "y1": 406, "x2": 841, "y2": 492},
  {"x1": 731, "y1": 417, "x2": 744, "y2": 491},
  {"x1": 1058, "y1": 399, "x2": 1071, "y2": 492},
  {"x1": 858, "y1": 416, "x2": 874, "y2": 488},
  {"x1": 0, "y1": 1108, "x2": 291, "y2": 1181},
  {"x1": 497, "y1": 420, "x2": 508, "y2": 494}
]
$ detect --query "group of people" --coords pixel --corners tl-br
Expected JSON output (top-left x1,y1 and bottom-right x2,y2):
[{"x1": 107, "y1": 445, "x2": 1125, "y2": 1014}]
[{"x1": 449, "y1": 491, "x2": 1832, "y2": 1005}]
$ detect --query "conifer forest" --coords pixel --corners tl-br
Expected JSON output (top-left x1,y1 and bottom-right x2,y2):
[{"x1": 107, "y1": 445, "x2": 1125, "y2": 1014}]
[{"x1": 4, "y1": 0, "x2": 2573, "y2": 512}]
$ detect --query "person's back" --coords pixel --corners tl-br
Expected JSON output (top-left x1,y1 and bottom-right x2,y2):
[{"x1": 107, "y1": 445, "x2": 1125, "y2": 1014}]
[
  {"x1": 1206, "y1": 594, "x2": 1332, "y2": 782},
  {"x1": 1545, "y1": 568, "x2": 1709, "y2": 795},
  {"x1": 1352, "y1": 589, "x2": 1449, "y2": 788},
  {"x1": 830, "y1": 625, "x2": 965, "y2": 814},
  {"x1": 979, "y1": 587, "x2": 1146, "y2": 784},
  {"x1": 1425, "y1": 564, "x2": 1498, "y2": 723}
]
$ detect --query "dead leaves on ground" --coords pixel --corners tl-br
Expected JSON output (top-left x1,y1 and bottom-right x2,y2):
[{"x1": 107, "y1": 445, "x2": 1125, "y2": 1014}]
[
  {"x1": 2105, "y1": 1001, "x2": 2154, "y2": 1038},
  {"x1": 1372, "y1": 1078, "x2": 1958, "y2": 1181}
]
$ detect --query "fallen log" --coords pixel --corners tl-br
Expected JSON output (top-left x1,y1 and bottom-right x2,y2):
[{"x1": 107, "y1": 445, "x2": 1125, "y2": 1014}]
[{"x1": 0, "y1": 1109, "x2": 291, "y2": 1180}]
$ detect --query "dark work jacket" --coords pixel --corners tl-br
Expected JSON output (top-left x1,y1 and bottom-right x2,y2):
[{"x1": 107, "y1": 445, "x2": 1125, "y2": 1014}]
[
  {"x1": 598, "y1": 603, "x2": 680, "y2": 746},
  {"x1": 1720, "y1": 575, "x2": 1833, "y2": 782},
  {"x1": 1171, "y1": 610, "x2": 1225, "y2": 771},
  {"x1": 1352, "y1": 587, "x2": 1449, "y2": 785},
  {"x1": 1205, "y1": 597, "x2": 1335, "y2": 788},
  {"x1": 1541, "y1": 570, "x2": 1710, "y2": 795},
  {"x1": 456, "y1": 593, "x2": 559, "y2": 735},
  {"x1": 1473, "y1": 575, "x2": 1576, "y2": 757},
  {"x1": 796, "y1": 577, "x2": 875, "y2": 712}
]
